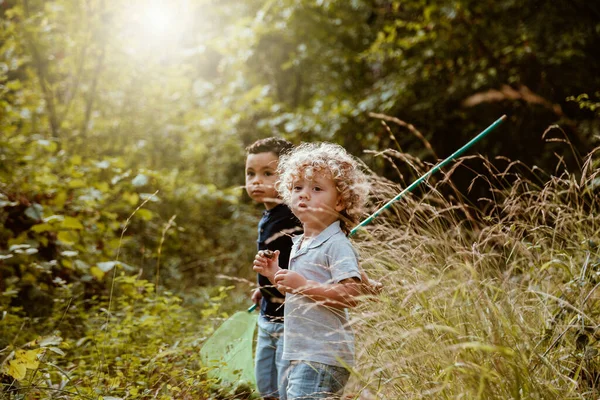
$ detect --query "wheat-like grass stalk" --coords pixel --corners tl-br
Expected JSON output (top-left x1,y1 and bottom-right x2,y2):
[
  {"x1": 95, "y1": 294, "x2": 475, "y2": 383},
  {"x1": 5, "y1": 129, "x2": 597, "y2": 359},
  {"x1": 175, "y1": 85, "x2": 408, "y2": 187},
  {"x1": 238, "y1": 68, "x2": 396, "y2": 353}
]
[{"x1": 349, "y1": 148, "x2": 600, "y2": 399}]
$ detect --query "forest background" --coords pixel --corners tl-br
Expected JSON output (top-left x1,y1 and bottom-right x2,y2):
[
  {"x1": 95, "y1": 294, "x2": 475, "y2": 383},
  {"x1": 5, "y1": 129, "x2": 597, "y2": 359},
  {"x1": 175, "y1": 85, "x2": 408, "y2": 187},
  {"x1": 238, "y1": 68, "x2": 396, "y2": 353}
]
[{"x1": 1, "y1": 0, "x2": 600, "y2": 399}]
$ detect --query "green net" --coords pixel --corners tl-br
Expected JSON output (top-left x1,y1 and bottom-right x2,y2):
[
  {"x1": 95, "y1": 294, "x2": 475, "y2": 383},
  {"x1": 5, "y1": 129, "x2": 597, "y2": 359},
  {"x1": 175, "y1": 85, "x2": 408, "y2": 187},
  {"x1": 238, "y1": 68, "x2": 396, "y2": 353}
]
[{"x1": 200, "y1": 311, "x2": 258, "y2": 387}]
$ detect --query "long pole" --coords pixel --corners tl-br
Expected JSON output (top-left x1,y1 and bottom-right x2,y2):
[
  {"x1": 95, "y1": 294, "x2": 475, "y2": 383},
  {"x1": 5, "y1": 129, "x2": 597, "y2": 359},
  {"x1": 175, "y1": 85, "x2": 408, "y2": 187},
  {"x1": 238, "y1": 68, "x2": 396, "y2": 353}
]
[{"x1": 350, "y1": 114, "x2": 507, "y2": 236}]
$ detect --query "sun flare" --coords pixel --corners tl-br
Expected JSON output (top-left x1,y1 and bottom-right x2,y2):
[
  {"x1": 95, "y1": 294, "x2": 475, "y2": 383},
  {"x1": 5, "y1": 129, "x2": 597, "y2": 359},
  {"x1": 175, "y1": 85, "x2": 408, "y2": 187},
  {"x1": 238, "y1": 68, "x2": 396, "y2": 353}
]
[
  {"x1": 119, "y1": 0, "x2": 191, "y2": 55},
  {"x1": 143, "y1": 5, "x2": 174, "y2": 35}
]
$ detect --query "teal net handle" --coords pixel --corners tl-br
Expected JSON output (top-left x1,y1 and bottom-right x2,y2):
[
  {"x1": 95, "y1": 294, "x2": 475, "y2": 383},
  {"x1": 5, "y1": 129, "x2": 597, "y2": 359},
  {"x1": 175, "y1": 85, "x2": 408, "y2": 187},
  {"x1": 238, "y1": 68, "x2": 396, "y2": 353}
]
[
  {"x1": 248, "y1": 303, "x2": 258, "y2": 312},
  {"x1": 350, "y1": 115, "x2": 507, "y2": 236}
]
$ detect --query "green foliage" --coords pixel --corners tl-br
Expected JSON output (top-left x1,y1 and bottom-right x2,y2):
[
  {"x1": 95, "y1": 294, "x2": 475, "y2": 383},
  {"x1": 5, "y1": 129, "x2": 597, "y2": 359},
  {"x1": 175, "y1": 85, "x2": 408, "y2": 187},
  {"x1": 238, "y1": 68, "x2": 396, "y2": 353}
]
[
  {"x1": 0, "y1": 135, "x2": 255, "y2": 312},
  {"x1": 1, "y1": 279, "x2": 258, "y2": 399},
  {"x1": 568, "y1": 92, "x2": 600, "y2": 116},
  {"x1": 2, "y1": 0, "x2": 598, "y2": 303},
  {"x1": 205, "y1": 0, "x2": 600, "y2": 171},
  {"x1": 1, "y1": 0, "x2": 600, "y2": 397}
]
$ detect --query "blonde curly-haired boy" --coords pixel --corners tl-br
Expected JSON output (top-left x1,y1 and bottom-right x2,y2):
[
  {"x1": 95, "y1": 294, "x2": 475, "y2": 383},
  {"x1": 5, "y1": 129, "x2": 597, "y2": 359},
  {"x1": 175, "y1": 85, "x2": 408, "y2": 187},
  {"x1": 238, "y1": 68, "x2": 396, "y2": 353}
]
[{"x1": 253, "y1": 142, "x2": 375, "y2": 399}]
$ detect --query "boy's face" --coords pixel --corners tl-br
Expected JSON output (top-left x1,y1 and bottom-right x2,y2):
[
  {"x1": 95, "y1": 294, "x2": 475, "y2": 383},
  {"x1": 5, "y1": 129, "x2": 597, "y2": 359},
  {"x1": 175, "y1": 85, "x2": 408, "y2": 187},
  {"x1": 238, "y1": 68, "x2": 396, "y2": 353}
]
[
  {"x1": 290, "y1": 171, "x2": 343, "y2": 232},
  {"x1": 245, "y1": 152, "x2": 280, "y2": 209}
]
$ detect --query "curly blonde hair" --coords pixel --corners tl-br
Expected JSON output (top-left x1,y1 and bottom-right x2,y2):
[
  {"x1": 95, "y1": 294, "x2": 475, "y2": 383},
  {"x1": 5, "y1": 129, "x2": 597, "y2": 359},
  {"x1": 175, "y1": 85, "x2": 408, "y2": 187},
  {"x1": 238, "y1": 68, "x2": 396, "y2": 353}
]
[{"x1": 276, "y1": 142, "x2": 370, "y2": 234}]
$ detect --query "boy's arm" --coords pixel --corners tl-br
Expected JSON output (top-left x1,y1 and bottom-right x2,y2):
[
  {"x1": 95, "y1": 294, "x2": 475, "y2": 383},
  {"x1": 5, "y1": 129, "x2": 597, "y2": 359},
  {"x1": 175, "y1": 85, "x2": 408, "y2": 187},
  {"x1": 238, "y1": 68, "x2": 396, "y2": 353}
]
[
  {"x1": 359, "y1": 269, "x2": 384, "y2": 295},
  {"x1": 274, "y1": 270, "x2": 364, "y2": 309},
  {"x1": 305, "y1": 277, "x2": 364, "y2": 308},
  {"x1": 251, "y1": 288, "x2": 262, "y2": 305},
  {"x1": 252, "y1": 250, "x2": 282, "y2": 284}
]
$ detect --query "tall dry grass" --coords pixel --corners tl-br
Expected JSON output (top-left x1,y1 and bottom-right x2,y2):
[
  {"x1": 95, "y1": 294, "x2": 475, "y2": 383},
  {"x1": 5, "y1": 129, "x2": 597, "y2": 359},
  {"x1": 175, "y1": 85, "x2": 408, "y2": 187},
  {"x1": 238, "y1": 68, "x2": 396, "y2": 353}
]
[{"x1": 350, "y1": 147, "x2": 600, "y2": 399}]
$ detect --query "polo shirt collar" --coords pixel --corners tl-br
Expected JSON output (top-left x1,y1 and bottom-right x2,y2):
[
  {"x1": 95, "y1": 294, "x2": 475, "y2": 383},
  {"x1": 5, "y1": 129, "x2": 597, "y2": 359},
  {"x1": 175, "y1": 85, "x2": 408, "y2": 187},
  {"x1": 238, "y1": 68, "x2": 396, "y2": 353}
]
[{"x1": 292, "y1": 220, "x2": 343, "y2": 255}]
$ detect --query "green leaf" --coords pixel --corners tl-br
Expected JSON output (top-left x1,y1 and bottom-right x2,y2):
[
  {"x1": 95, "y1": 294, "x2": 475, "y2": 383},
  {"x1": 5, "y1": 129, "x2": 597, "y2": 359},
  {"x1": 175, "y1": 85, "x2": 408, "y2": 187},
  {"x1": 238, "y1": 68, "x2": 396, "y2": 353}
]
[
  {"x1": 14, "y1": 248, "x2": 38, "y2": 255},
  {"x1": 90, "y1": 266, "x2": 105, "y2": 280},
  {"x1": 25, "y1": 203, "x2": 44, "y2": 220},
  {"x1": 38, "y1": 335, "x2": 62, "y2": 347},
  {"x1": 9, "y1": 244, "x2": 32, "y2": 252},
  {"x1": 44, "y1": 215, "x2": 65, "y2": 223},
  {"x1": 136, "y1": 209, "x2": 154, "y2": 221},
  {"x1": 122, "y1": 192, "x2": 139, "y2": 206},
  {"x1": 70, "y1": 155, "x2": 82, "y2": 165},
  {"x1": 5, "y1": 360, "x2": 27, "y2": 380},
  {"x1": 31, "y1": 223, "x2": 54, "y2": 233},
  {"x1": 74, "y1": 260, "x2": 90, "y2": 272},
  {"x1": 68, "y1": 179, "x2": 86, "y2": 188},
  {"x1": 97, "y1": 261, "x2": 117, "y2": 272},
  {"x1": 61, "y1": 216, "x2": 84, "y2": 230},
  {"x1": 132, "y1": 174, "x2": 149, "y2": 187},
  {"x1": 0, "y1": 198, "x2": 18, "y2": 207},
  {"x1": 57, "y1": 231, "x2": 79, "y2": 245},
  {"x1": 47, "y1": 347, "x2": 66, "y2": 356},
  {"x1": 36, "y1": 140, "x2": 58, "y2": 152},
  {"x1": 4, "y1": 349, "x2": 42, "y2": 381}
]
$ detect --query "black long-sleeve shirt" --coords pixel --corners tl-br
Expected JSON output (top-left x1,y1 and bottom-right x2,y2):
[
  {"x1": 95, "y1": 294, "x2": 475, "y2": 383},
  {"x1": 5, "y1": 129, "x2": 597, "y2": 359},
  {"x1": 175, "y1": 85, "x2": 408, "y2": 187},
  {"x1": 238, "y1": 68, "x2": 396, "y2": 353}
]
[{"x1": 257, "y1": 204, "x2": 302, "y2": 321}]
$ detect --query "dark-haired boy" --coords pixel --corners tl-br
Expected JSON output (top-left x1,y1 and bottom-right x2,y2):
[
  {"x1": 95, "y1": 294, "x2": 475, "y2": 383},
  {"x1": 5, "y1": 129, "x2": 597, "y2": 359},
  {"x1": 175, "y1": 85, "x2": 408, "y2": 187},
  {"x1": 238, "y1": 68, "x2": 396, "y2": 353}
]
[{"x1": 245, "y1": 137, "x2": 302, "y2": 400}]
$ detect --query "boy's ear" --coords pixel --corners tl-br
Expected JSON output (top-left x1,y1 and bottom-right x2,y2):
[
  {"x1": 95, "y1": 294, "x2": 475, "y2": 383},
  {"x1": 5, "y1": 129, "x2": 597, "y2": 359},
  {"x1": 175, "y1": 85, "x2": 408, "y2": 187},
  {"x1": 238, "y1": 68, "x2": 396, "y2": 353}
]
[{"x1": 335, "y1": 197, "x2": 344, "y2": 212}]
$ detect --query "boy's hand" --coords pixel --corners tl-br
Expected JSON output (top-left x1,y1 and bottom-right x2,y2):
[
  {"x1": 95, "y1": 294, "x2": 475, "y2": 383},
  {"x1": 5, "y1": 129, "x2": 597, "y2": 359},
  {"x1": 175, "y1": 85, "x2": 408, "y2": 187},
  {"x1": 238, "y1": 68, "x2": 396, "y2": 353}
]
[
  {"x1": 251, "y1": 288, "x2": 262, "y2": 305},
  {"x1": 360, "y1": 270, "x2": 384, "y2": 295},
  {"x1": 273, "y1": 270, "x2": 307, "y2": 294},
  {"x1": 366, "y1": 279, "x2": 384, "y2": 295},
  {"x1": 253, "y1": 250, "x2": 281, "y2": 282}
]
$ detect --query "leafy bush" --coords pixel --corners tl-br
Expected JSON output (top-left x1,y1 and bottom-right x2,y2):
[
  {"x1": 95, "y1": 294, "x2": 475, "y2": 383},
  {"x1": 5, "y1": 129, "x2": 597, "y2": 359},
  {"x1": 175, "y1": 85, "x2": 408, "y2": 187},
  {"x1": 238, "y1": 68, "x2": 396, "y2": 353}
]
[
  {"x1": 1, "y1": 277, "x2": 259, "y2": 399},
  {"x1": 0, "y1": 134, "x2": 257, "y2": 316}
]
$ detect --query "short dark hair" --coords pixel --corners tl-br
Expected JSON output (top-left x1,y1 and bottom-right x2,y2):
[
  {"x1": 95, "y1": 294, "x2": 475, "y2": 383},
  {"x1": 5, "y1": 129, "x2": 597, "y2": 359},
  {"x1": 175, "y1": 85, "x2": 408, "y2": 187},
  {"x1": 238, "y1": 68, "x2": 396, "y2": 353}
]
[{"x1": 246, "y1": 137, "x2": 294, "y2": 157}]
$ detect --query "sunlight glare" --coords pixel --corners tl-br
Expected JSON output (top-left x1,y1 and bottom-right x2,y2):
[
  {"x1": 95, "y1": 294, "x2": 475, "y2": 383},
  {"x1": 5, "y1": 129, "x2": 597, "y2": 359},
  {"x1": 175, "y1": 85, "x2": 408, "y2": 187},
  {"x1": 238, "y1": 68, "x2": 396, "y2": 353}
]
[
  {"x1": 141, "y1": 4, "x2": 175, "y2": 37},
  {"x1": 120, "y1": 0, "x2": 192, "y2": 56}
]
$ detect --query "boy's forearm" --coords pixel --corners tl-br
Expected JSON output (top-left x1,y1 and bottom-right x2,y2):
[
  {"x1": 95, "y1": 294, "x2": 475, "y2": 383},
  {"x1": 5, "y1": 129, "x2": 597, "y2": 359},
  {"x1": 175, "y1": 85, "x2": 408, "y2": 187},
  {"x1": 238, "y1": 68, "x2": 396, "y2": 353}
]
[{"x1": 296, "y1": 279, "x2": 362, "y2": 309}]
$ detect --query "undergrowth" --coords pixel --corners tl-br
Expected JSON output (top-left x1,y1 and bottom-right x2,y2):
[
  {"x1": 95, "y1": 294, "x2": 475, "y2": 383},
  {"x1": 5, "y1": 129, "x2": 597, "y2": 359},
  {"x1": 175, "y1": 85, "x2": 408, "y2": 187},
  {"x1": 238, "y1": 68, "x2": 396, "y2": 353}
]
[
  {"x1": 0, "y1": 278, "x2": 258, "y2": 399},
  {"x1": 350, "y1": 147, "x2": 600, "y2": 399}
]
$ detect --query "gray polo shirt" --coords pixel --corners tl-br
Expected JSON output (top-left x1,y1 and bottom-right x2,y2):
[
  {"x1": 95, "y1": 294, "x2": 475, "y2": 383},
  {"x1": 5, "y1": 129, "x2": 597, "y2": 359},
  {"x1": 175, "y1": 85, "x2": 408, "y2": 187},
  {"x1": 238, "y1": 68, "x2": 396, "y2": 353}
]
[{"x1": 282, "y1": 221, "x2": 361, "y2": 367}]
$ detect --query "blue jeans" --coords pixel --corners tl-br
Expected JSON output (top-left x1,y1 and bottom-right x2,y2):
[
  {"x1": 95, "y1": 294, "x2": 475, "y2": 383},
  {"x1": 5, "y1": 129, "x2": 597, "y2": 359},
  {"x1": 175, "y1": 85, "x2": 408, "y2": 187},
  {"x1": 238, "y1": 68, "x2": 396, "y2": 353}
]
[
  {"x1": 286, "y1": 361, "x2": 350, "y2": 400},
  {"x1": 255, "y1": 316, "x2": 289, "y2": 399}
]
